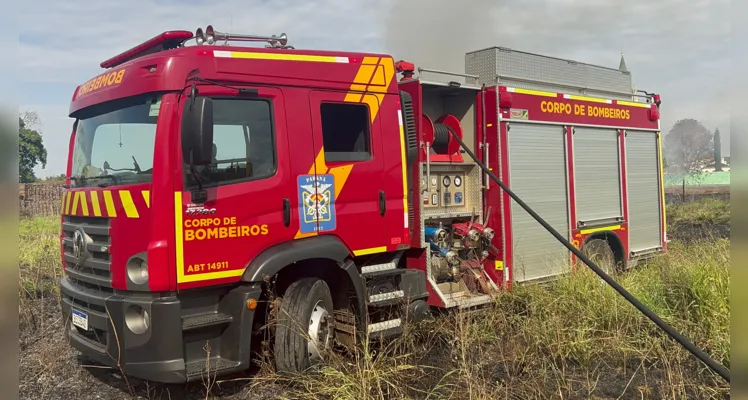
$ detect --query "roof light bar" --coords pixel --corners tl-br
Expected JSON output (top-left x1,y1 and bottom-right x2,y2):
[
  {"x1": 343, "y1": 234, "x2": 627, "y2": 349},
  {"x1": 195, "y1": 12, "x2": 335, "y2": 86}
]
[{"x1": 100, "y1": 30, "x2": 194, "y2": 69}]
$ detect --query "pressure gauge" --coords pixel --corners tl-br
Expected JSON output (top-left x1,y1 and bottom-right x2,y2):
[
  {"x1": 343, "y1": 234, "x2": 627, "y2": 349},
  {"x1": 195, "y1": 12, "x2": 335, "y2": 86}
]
[
  {"x1": 442, "y1": 175, "x2": 451, "y2": 187},
  {"x1": 454, "y1": 175, "x2": 462, "y2": 187}
]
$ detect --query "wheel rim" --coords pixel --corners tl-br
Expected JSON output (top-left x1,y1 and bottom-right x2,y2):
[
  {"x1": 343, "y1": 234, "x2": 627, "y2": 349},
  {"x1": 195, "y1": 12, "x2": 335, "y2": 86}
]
[
  {"x1": 581, "y1": 242, "x2": 615, "y2": 285},
  {"x1": 308, "y1": 300, "x2": 333, "y2": 362},
  {"x1": 590, "y1": 252, "x2": 613, "y2": 275}
]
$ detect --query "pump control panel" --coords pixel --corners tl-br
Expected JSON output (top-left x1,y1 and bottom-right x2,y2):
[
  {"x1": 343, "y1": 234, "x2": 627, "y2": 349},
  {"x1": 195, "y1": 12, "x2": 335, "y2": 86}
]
[
  {"x1": 421, "y1": 163, "x2": 476, "y2": 215},
  {"x1": 422, "y1": 172, "x2": 468, "y2": 208}
]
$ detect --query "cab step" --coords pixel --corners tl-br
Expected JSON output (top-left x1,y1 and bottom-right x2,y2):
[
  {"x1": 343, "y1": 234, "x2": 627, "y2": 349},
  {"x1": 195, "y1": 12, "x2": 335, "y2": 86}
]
[
  {"x1": 185, "y1": 357, "x2": 241, "y2": 380},
  {"x1": 361, "y1": 262, "x2": 405, "y2": 277},
  {"x1": 367, "y1": 318, "x2": 403, "y2": 339},
  {"x1": 182, "y1": 312, "x2": 233, "y2": 331},
  {"x1": 361, "y1": 250, "x2": 405, "y2": 277},
  {"x1": 368, "y1": 290, "x2": 405, "y2": 307}
]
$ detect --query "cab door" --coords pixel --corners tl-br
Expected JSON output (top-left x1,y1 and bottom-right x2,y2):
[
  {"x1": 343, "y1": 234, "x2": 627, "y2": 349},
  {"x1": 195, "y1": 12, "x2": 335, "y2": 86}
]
[
  {"x1": 306, "y1": 91, "x2": 388, "y2": 254},
  {"x1": 175, "y1": 86, "x2": 312, "y2": 289}
]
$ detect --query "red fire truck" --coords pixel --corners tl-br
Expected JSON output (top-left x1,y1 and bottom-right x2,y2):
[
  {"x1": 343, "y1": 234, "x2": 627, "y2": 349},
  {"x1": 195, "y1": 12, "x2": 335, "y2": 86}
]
[{"x1": 59, "y1": 26, "x2": 665, "y2": 383}]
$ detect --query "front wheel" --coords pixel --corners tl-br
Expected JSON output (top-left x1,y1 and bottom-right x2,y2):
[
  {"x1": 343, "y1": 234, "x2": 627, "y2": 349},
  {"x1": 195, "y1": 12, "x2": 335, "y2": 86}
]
[{"x1": 274, "y1": 277, "x2": 335, "y2": 373}]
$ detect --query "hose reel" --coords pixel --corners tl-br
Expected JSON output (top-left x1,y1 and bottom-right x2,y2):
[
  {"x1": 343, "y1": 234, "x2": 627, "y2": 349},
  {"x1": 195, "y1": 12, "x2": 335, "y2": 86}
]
[{"x1": 422, "y1": 114, "x2": 463, "y2": 156}]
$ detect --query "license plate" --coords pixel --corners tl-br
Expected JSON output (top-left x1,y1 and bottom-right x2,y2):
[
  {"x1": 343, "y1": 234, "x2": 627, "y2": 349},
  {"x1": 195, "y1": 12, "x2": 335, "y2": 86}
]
[{"x1": 71, "y1": 309, "x2": 89, "y2": 331}]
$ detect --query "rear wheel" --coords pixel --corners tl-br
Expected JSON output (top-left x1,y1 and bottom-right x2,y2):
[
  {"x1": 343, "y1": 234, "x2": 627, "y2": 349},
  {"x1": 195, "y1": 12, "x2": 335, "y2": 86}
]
[
  {"x1": 274, "y1": 277, "x2": 335, "y2": 373},
  {"x1": 581, "y1": 238, "x2": 617, "y2": 276}
]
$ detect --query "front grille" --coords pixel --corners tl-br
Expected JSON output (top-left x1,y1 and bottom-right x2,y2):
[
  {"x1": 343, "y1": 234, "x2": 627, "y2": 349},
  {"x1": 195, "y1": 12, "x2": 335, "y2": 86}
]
[
  {"x1": 62, "y1": 215, "x2": 113, "y2": 290},
  {"x1": 61, "y1": 215, "x2": 114, "y2": 350}
]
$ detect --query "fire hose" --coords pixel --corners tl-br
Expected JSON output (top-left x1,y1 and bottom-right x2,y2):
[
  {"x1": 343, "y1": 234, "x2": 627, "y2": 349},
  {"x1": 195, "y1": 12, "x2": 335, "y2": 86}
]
[{"x1": 446, "y1": 127, "x2": 731, "y2": 383}]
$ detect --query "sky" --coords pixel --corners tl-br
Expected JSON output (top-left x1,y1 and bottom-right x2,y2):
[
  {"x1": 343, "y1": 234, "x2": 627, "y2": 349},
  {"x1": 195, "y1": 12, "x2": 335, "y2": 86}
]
[{"x1": 20, "y1": 0, "x2": 730, "y2": 178}]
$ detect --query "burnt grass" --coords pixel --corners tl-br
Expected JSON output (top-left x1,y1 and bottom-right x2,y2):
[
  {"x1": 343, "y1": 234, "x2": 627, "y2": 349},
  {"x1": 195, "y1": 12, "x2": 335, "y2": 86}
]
[
  {"x1": 19, "y1": 197, "x2": 731, "y2": 400},
  {"x1": 665, "y1": 198, "x2": 730, "y2": 243}
]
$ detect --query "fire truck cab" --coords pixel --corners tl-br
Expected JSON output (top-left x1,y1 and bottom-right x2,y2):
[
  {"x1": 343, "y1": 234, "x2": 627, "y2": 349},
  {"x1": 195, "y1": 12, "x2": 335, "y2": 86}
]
[{"x1": 59, "y1": 26, "x2": 664, "y2": 383}]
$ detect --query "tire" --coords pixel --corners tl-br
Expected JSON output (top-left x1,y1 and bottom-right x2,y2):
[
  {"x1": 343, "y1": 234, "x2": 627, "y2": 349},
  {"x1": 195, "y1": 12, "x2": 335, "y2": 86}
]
[
  {"x1": 580, "y1": 238, "x2": 617, "y2": 276},
  {"x1": 274, "y1": 277, "x2": 335, "y2": 373}
]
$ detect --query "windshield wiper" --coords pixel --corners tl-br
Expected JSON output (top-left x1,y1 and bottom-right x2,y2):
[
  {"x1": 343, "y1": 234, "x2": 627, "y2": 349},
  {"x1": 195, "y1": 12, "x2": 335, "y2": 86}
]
[
  {"x1": 86, "y1": 174, "x2": 120, "y2": 187},
  {"x1": 103, "y1": 160, "x2": 136, "y2": 173},
  {"x1": 131, "y1": 156, "x2": 142, "y2": 173}
]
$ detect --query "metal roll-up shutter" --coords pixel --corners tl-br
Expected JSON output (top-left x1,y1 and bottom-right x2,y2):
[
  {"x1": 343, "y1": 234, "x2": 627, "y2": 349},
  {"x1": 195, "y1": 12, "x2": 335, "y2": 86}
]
[
  {"x1": 573, "y1": 127, "x2": 623, "y2": 225},
  {"x1": 625, "y1": 130, "x2": 662, "y2": 253},
  {"x1": 508, "y1": 123, "x2": 570, "y2": 282}
]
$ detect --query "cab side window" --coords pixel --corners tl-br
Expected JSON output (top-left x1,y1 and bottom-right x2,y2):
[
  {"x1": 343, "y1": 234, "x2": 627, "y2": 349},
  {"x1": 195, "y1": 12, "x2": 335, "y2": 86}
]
[
  {"x1": 185, "y1": 98, "x2": 276, "y2": 189},
  {"x1": 320, "y1": 102, "x2": 371, "y2": 162}
]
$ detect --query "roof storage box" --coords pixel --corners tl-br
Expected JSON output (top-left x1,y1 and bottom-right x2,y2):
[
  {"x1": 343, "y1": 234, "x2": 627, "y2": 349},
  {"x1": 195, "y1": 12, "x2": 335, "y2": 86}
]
[{"x1": 465, "y1": 47, "x2": 637, "y2": 101}]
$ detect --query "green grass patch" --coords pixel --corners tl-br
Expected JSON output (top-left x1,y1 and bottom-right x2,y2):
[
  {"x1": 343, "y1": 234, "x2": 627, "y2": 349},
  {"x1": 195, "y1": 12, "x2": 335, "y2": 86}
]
[{"x1": 19, "y1": 216, "x2": 62, "y2": 299}]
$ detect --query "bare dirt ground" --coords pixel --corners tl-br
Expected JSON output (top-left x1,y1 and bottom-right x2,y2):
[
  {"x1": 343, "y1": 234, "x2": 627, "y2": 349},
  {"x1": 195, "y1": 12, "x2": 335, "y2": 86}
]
[{"x1": 19, "y1": 197, "x2": 731, "y2": 400}]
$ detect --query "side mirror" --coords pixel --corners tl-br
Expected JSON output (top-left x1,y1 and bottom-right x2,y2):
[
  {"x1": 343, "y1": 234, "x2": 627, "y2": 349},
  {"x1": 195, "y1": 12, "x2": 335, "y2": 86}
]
[{"x1": 182, "y1": 97, "x2": 214, "y2": 166}]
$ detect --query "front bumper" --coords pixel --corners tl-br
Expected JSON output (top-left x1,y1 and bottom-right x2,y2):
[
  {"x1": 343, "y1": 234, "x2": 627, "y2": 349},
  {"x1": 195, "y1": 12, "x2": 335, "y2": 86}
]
[
  {"x1": 60, "y1": 277, "x2": 262, "y2": 383},
  {"x1": 60, "y1": 277, "x2": 186, "y2": 382}
]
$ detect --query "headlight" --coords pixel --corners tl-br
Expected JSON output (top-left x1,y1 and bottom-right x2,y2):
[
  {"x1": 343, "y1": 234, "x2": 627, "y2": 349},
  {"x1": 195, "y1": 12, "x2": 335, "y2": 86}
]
[
  {"x1": 127, "y1": 257, "x2": 149, "y2": 285},
  {"x1": 125, "y1": 305, "x2": 150, "y2": 334}
]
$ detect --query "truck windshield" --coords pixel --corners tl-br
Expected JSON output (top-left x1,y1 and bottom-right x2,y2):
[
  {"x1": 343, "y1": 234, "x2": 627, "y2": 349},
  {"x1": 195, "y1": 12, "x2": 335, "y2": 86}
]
[{"x1": 70, "y1": 94, "x2": 161, "y2": 188}]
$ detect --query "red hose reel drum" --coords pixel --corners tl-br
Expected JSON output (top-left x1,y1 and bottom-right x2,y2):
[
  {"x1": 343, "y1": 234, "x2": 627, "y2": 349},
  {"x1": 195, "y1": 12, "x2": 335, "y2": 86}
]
[{"x1": 421, "y1": 114, "x2": 463, "y2": 156}]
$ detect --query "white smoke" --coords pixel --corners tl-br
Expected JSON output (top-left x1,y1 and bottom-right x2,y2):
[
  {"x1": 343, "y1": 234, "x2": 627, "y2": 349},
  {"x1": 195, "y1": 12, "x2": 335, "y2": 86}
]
[{"x1": 382, "y1": 0, "x2": 500, "y2": 74}]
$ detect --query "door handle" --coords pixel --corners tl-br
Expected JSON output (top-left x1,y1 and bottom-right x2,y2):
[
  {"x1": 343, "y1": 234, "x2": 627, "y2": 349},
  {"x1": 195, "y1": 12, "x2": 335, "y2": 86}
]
[
  {"x1": 282, "y1": 198, "x2": 291, "y2": 227},
  {"x1": 379, "y1": 190, "x2": 386, "y2": 216}
]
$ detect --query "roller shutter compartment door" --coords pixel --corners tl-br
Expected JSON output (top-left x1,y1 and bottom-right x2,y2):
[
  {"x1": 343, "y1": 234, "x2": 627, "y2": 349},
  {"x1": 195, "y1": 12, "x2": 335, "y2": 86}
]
[
  {"x1": 573, "y1": 127, "x2": 623, "y2": 225},
  {"x1": 625, "y1": 131, "x2": 662, "y2": 253},
  {"x1": 508, "y1": 123, "x2": 570, "y2": 282}
]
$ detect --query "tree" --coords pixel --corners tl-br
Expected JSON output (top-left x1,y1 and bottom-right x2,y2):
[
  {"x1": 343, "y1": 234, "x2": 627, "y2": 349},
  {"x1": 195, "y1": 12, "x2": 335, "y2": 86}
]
[
  {"x1": 40, "y1": 173, "x2": 66, "y2": 182},
  {"x1": 19, "y1": 111, "x2": 48, "y2": 183},
  {"x1": 713, "y1": 127, "x2": 723, "y2": 171},
  {"x1": 663, "y1": 118, "x2": 713, "y2": 175}
]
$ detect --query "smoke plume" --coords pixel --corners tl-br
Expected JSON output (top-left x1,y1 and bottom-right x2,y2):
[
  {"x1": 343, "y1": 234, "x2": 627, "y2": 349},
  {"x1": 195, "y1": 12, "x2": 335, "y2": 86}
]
[{"x1": 382, "y1": 0, "x2": 500, "y2": 74}]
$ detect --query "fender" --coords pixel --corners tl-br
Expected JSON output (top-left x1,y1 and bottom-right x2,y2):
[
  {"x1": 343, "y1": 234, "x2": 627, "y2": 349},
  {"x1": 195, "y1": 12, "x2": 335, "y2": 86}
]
[
  {"x1": 242, "y1": 235, "x2": 350, "y2": 282},
  {"x1": 241, "y1": 235, "x2": 367, "y2": 323}
]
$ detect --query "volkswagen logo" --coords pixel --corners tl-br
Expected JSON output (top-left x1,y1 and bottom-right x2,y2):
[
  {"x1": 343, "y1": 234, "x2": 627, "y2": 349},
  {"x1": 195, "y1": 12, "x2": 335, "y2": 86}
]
[{"x1": 73, "y1": 229, "x2": 86, "y2": 263}]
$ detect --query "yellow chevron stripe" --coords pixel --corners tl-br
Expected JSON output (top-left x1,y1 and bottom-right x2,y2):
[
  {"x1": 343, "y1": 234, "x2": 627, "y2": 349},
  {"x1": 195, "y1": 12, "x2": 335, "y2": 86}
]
[
  {"x1": 119, "y1": 190, "x2": 139, "y2": 218},
  {"x1": 65, "y1": 192, "x2": 72, "y2": 214},
  {"x1": 71, "y1": 191, "x2": 81, "y2": 214},
  {"x1": 79, "y1": 192, "x2": 90, "y2": 216},
  {"x1": 90, "y1": 191, "x2": 102, "y2": 217},
  {"x1": 103, "y1": 191, "x2": 117, "y2": 217}
]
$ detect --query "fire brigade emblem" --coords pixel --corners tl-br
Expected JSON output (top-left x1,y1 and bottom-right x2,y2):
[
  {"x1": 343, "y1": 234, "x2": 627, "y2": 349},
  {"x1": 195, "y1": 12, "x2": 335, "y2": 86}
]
[{"x1": 298, "y1": 174, "x2": 337, "y2": 234}]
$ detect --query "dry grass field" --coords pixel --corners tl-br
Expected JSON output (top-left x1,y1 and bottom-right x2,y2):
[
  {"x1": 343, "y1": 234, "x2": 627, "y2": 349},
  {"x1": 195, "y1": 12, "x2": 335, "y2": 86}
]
[{"x1": 18, "y1": 198, "x2": 730, "y2": 399}]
